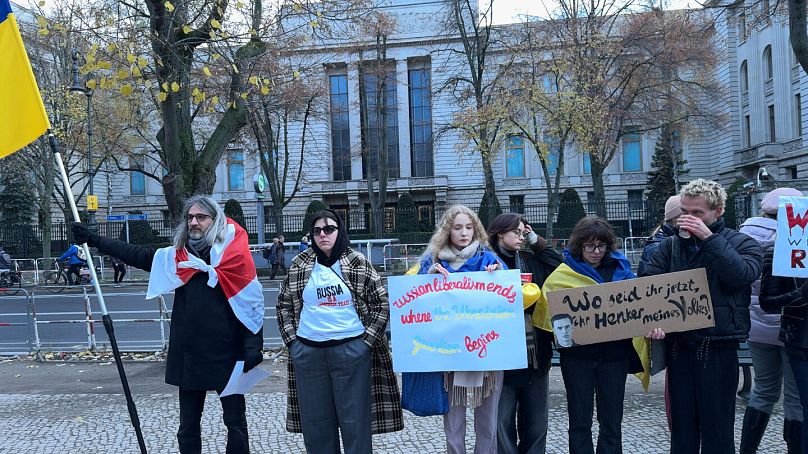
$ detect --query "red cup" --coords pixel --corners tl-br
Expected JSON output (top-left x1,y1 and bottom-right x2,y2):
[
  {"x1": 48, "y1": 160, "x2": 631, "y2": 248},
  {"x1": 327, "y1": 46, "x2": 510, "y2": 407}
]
[{"x1": 521, "y1": 273, "x2": 532, "y2": 284}]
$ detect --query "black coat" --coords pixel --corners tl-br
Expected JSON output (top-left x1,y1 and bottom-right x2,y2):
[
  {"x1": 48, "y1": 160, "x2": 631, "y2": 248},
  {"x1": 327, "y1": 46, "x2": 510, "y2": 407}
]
[
  {"x1": 759, "y1": 247, "x2": 808, "y2": 353},
  {"x1": 641, "y1": 218, "x2": 763, "y2": 343},
  {"x1": 637, "y1": 223, "x2": 676, "y2": 277},
  {"x1": 95, "y1": 236, "x2": 263, "y2": 390}
]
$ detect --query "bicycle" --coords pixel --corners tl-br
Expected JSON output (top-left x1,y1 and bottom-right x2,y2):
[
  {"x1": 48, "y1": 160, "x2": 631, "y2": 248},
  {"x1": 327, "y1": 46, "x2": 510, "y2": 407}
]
[
  {"x1": 0, "y1": 269, "x2": 22, "y2": 296},
  {"x1": 43, "y1": 260, "x2": 69, "y2": 294}
]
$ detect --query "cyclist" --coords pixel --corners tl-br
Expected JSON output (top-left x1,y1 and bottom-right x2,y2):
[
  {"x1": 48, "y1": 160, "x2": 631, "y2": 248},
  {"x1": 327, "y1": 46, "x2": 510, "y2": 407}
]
[
  {"x1": 0, "y1": 244, "x2": 10, "y2": 271},
  {"x1": 58, "y1": 243, "x2": 87, "y2": 285}
]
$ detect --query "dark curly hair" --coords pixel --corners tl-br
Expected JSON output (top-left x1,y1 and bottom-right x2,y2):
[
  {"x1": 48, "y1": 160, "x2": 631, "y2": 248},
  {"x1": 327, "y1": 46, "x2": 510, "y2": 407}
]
[{"x1": 567, "y1": 216, "x2": 617, "y2": 260}]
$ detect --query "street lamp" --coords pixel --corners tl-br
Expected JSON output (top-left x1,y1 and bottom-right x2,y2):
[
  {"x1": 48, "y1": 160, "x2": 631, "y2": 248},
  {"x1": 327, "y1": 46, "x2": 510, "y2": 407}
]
[{"x1": 68, "y1": 49, "x2": 97, "y2": 233}]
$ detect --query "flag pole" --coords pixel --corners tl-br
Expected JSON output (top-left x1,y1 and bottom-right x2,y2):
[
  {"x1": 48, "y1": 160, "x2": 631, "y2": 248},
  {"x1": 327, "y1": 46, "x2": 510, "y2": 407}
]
[{"x1": 48, "y1": 132, "x2": 148, "y2": 454}]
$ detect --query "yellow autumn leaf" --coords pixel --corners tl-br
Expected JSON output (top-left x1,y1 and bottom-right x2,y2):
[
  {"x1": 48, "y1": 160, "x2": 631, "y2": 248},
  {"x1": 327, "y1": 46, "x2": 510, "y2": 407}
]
[
  {"x1": 209, "y1": 30, "x2": 216, "y2": 40},
  {"x1": 240, "y1": 92, "x2": 248, "y2": 100},
  {"x1": 38, "y1": 0, "x2": 45, "y2": 5},
  {"x1": 293, "y1": 3, "x2": 303, "y2": 12},
  {"x1": 116, "y1": 69, "x2": 128, "y2": 79},
  {"x1": 310, "y1": 20, "x2": 318, "y2": 28},
  {"x1": 248, "y1": 76, "x2": 258, "y2": 85},
  {"x1": 164, "y1": 1, "x2": 174, "y2": 12},
  {"x1": 38, "y1": 28, "x2": 49, "y2": 36},
  {"x1": 236, "y1": 0, "x2": 244, "y2": 7},
  {"x1": 182, "y1": 25, "x2": 191, "y2": 34},
  {"x1": 192, "y1": 87, "x2": 200, "y2": 96},
  {"x1": 262, "y1": 78, "x2": 270, "y2": 85},
  {"x1": 126, "y1": 54, "x2": 136, "y2": 64},
  {"x1": 98, "y1": 61, "x2": 111, "y2": 70},
  {"x1": 202, "y1": 66, "x2": 212, "y2": 77},
  {"x1": 212, "y1": 53, "x2": 221, "y2": 60},
  {"x1": 36, "y1": 16, "x2": 47, "y2": 26},
  {"x1": 171, "y1": 82, "x2": 180, "y2": 92},
  {"x1": 132, "y1": 67, "x2": 142, "y2": 78},
  {"x1": 261, "y1": 86, "x2": 269, "y2": 95},
  {"x1": 120, "y1": 84, "x2": 133, "y2": 96},
  {"x1": 220, "y1": 31, "x2": 229, "y2": 39},
  {"x1": 211, "y1": 96, "x2": 219, "y2": 105},
  {"x1": 210, "y1": 19, "x2": 221, "y2": 29},
  {"x1": 232, "y1": 64, "x2": 239, "y2": 74},
  {"x1": 137, "y1": 57, "x2": 148, "y2": 68},
  {"x1": 293, "y1": 70, "x2": 300, "y2": 79},
  {"x1": 86, "y1": 79, "x2": 97, "y2": 90},
  {"x1": 161, "y1": 82, "x2": 168, "y2": 91},
  {"x1": 158, "y1": 92, "x2": 168, "y2": 102},
  {"x1": 106, "y1": 43, "x2": 116, "y2": 52}
]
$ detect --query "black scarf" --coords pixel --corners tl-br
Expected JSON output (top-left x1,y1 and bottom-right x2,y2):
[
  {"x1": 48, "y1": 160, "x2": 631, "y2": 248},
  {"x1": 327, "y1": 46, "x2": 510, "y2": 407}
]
[{"x1": 310, "y1": 209, "x2": 351, "y2": 267}]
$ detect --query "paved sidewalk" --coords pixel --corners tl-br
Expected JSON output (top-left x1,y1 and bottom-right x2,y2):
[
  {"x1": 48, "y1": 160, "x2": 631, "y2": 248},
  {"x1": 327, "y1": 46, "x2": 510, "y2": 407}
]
[{"x1": 0, "y1": 359, "x2": 788, "y2": 453}]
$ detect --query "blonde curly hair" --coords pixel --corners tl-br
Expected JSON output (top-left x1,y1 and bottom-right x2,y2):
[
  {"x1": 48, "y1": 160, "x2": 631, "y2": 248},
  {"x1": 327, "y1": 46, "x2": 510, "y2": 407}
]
[
  {"x1": 424, "y1": 205, "x2": 488, "y2": 264},
  {"x1": 680, "y1": 178, "x2": 727, "y2": 210}
]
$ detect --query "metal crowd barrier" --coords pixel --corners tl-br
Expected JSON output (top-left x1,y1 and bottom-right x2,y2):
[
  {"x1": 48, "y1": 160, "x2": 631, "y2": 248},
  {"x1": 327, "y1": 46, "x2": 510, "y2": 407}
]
[{"x1": 0, "y1": 288, "x2": 34, "y2": 354}]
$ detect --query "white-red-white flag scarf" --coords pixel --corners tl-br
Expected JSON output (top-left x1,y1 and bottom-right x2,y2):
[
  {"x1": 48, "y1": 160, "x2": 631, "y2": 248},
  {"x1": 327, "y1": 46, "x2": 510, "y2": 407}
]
[{"x1": 146, "y1": 218, "x2": 264, "y2": 334}]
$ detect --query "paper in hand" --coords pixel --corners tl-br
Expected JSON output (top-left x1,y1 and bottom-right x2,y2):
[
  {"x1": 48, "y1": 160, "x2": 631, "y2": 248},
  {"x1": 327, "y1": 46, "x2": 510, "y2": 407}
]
[{"x1": 220, "y1": 361, "x2": 271, "y2": 397}]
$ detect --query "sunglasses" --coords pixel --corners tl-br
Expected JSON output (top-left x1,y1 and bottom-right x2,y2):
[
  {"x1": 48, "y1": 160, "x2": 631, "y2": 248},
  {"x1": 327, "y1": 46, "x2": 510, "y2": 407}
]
[
  {"x1": 312, "y1": 225, "x2": 339, "y2": 236},
  {"x1": 185, "y1": 213, "x2": 212, "y2": 223}
]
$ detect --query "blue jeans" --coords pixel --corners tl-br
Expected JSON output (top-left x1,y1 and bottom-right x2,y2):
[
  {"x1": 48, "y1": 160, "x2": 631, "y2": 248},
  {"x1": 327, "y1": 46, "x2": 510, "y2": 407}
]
[
  {"x1": 497, "y1": 369, "x2": 549, "y2": 454},
  {"x1": 560, "y1": 355, "x2": 628, "y2": 454},
  {"x1": 290, "y1": 338, "x2": 372, "y2": 454},
  {"x1": 789, "y1": 355, "x2": 808, "y2": 449}
]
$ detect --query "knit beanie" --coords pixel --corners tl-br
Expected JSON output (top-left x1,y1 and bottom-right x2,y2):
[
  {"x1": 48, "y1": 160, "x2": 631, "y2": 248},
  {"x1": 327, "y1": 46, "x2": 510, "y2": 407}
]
[
  {"x1": 664, "y1": 195, "x2": 682, "y2": 221},
  {"x1": 761, "y1": 188, "x2": 803, "y2": 215}
]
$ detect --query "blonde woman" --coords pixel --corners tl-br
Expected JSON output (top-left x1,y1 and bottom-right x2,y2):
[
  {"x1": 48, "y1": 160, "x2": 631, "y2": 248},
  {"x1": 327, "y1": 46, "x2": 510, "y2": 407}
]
[{"x1": 417, "y1": 205, "x2": 505, "y2": 454}]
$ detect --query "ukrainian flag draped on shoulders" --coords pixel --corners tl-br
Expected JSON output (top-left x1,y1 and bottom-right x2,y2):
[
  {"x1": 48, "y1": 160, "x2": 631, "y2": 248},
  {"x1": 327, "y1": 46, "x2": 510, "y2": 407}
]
[
  {"x1": 0, "y1": 0, "x2": 50, "y2": 158},
  {"x1": 532, "y1": 249, "x2": 653, "y2": 390}
]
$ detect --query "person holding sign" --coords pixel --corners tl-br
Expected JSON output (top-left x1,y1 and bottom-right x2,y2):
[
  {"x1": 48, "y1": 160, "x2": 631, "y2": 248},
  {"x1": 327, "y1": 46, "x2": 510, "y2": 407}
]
[
  {"x1": 486, "y1": 213, "x2": 562, "y2": 454},
  {"x1": 276, "y1": 210, "x2": 403, "y2": 453},
  {"x1": 642, "y1": 179, "x2": 763, "y2": 454},
  {"x1": 534, "y1": 216, "x2": 662, "y2": 454},
  {"x1": 417, "y1": 205, "x2": 505, "y2": 454},
  {"x1": 739, "y1": 187, "x2": 804, "y2": 454}
]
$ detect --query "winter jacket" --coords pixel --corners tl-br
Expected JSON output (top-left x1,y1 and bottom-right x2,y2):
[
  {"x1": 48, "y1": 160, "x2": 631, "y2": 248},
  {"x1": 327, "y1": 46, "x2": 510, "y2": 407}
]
[
  {"x1": 641, "y1": 218, "x2": 763, "y2": 343},
  {"x1": 739, "y1": 216, "x2": 781, "y2": 345},
  {"x1": 58, "y1": 245, "x2": 87, "y2": 266},
  {"x1": 637, "y1": 223, "x2": 676, "y2": 276},
  {"x1": 490, "y1": 237, "x2": 563, "y2": 387},
  {"x1": 276, "y1": 248, "x2": 403, "y2": 434},
  {"x1": 94, "y1": 236, "x2": 263, "y2": 390},
  {"x1": 271, "y1": 242, "x2": 286, "y2": 266},
  {"x1": 759, "y1": 247, "x2": 808, "y2": 353}
]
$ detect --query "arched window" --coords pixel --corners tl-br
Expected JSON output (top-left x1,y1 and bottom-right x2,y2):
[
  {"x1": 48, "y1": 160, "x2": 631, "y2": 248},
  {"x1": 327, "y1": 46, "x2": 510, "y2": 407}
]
[
  {"x1": 763, "y1": 45, "x2": 773, "y2": 80},
  {"x1": 740, "y1": 60, "x2": 748, "y2": 93}
]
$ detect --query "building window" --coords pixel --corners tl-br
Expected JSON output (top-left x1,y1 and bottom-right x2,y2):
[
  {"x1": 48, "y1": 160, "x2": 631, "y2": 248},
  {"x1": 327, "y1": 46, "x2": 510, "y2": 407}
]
[
  {"x1": 509, "y1": 195, "x2": 525, "y2": 214},
  {"x1": 744, "y1": 114, "x2": 752, "y2": 147},
  {"x1": 383, "y1": 206, "x2": 396, "y2": 232},
  {"x1": 796, "y1": 94, "x2": 803, "y2": 138},
  {"x1": 409, "y1": 67, "x2": 434, "y2": 177},
  {"x1": 329, "y1": 74, "x2": 351, "y2": 181},
  {"x1": 583, "y1": 153, "x2": 591, "y2": 175},
  {"x1": 768, "y1": 104, "x2": 776, "y2": 142},
  {"x1": 628, "y1": 190, "x2": 644, "y2": 211},
  {"x1": 330, "y1": 206, "x2": 350, "y2": 231},
  {"x1": 227, "y1": 149, "x2": 244, "y2": 191},
  {"x1": 788, "y1": 166, "x2": 799, "y2": 179},
  {"x1": 763, "y1": 45, "x2": 773, "y2": 80},
  {"x1": 130, "y1": 156, "x2": 145, "y2": 195},
  {"x1": 740, "y1": 60, "x2": 748, "y2": 94},
  {"x1": 416, "y1": 203, "x2": 434, "y2": 231},
  {"x1": 543, "y1": 135, "x2": 560, "y2": 176},
  {"x1": 360, "y1": 69, "x2": 399, "y2": 179},
  {"x1": 738, "y1": 12, "x2": 747, "y2": 41},
  {"x1": 505, "y1": 136, "x2": 526, "y2": 178},
  {"x1": 622, "y1": 130, "x2": 642, "y2": 172}
]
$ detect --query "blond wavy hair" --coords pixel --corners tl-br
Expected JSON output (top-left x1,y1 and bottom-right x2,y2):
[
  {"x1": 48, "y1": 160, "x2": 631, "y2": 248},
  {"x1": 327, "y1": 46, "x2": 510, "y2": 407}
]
[
  {"x1": 680, "y1": 178, "x2": 727, "y2": 210},
  {"x1": 424, "y1": 205, "x2": 488, "y2": 264}
]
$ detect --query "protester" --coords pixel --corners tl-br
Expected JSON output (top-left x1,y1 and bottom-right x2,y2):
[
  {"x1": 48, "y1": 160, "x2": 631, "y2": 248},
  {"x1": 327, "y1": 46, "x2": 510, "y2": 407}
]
[
  {"x1": 415, "y1": 204, "x2": 504, "y2": 454},
  {"x1": 486, "y1": 213, "x2": 562, "y2": 454},
  {"x1": 299, "y1": 234, "x2": 310, "y2": 252},
  {"x1": 534, "y1": 216, "x2": 662, "y2": 454},
  {"x1": 73, "y1": 195, "x2": 265, "y2": 453},
  {"x1": 752, "y1": 188, "x2": 805, "y2": 453},
  {"x1": 270, "y1": 235, "x2": 287, "y2": 279},
  {"x1": 642, "y1": 178, "x2": 763, "y2": 454},
  {"x1": 58, "y1": 242, "x2": 87, "y2": 285},
  {"x1": 637, "y1": 195, "x2": 682, "y2": 276},
  {"x1": 276, "y1": 209, "x2": 403, "y2": 453},
  {"x1": 111, "y1": 256, "x2": 126, "y2": 286}
]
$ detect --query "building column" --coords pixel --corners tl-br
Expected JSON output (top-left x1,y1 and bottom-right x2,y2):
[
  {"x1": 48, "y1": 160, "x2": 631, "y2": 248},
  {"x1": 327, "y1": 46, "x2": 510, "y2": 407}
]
[
  {"x1": 397, "y1": 59, "x2": 412, "y2": 179},
  {"x1": 347, "y1": 62, "x2": 364, "y2": 181}
]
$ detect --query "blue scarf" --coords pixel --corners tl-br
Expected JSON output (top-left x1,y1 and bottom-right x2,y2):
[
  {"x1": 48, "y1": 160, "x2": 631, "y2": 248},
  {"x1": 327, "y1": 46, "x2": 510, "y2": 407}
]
[{"x1": 562, "y1": 249, "x2": 635, "y2": 283}]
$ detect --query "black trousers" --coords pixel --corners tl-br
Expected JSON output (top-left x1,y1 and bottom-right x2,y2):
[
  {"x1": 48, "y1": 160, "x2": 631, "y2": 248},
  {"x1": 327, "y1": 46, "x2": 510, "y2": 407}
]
[
  {"x1": 269, "y1": 263, "x2": 287, "y2": 279},
  {"x1": 177, "y1": 388, "x2": 249, "y2": 453},
  {"x1": 667, "y1": 341, "x2": 738, "y2": 454},
  {"x1": 113, "y1": 264, "x2": 126, "y2": 283},
  {"x1": 66, "y1": 264, "x2": 81, "y2": 285}
]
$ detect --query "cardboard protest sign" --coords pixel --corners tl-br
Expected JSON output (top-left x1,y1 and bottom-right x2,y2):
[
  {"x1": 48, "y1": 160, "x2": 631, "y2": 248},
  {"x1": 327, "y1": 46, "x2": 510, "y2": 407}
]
[
  {"x1": 774, "y1": 196, "x2": 808, "y2": 278},
  {"x1": 546, "y1": 269, "x2": 714, "y2": 346},
  {"x1": 387, "y1": 270, "x2": 527, "y2": 372}
]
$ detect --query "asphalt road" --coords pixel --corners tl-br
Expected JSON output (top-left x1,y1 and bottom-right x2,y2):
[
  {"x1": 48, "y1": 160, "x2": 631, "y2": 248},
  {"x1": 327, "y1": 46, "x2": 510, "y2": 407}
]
[{"x1": 0, "y1": 282, "x2": 283, "y2": 354}]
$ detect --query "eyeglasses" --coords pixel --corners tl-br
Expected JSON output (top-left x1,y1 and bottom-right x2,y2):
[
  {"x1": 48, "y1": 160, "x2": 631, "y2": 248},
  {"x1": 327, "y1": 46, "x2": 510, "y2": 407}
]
[
  {"x1": 185, "y1": 214, "x2": 212, "y2": 223},
  {"x1": 583, "y1": 243, "x2": 608, "y2": 253},
  {"x1": 510, "y1": 230, "x2": 527, "y2": 239},
  {"x1": 313, "y1": 225, "x2": 339, "y2": 236}
]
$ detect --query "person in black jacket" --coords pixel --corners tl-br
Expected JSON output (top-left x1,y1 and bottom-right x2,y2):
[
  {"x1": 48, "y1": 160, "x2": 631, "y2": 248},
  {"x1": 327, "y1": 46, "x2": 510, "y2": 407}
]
[
  {"x1": 73, "y1": 195, "x2": 264, "y2": 454},
  {"x1": 487, "y1": 213, "x2": 562, "y2": 454},
  {"x1": 760, "y1": 246, "x2": 808, "y2": 452},
  {"x1": 642, "y1": 179, "x2": 763, "y2": 454},
  {"x1": 637, "y1": 195, "x2": 681, "y2": 276}
]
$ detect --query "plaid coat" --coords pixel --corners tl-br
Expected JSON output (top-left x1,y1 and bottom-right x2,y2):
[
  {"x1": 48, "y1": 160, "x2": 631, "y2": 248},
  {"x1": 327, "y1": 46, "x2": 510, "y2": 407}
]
[{"x1": 276, "y1": 247, "x2": 404, "y2": 434}]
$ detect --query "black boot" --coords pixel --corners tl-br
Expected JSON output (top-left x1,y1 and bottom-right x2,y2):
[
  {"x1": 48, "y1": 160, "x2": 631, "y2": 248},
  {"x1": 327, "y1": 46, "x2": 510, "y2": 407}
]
[
  {"x1": 740, "y1": 406, "x2": 771, "y2": 454},
  {"x1": 784, "y1": 419, "x2": 803, "y2": 454}
]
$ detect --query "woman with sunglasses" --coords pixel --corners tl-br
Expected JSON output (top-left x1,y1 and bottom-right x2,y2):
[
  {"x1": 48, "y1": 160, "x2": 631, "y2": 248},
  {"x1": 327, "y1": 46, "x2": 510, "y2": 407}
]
[
  {"x1": 276, "y1": 210, "x2": 403, "y2": 453},
  {"x1": 416, "y1": 205, "x2": 505, "y2": 454},
  {"x1": 534, "y1": 216, "x2": 663, "y2": 454},
  {"x1": 487, "y1": 213, "x2": 562, "y2": 454}
]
